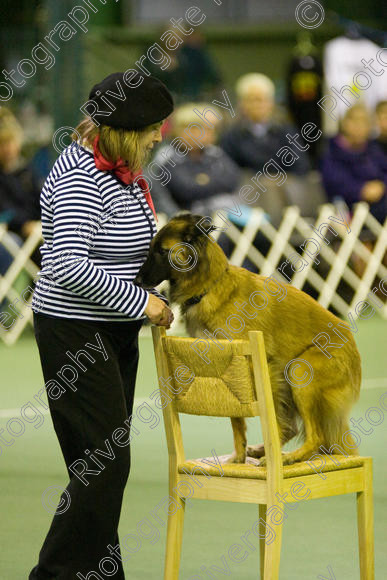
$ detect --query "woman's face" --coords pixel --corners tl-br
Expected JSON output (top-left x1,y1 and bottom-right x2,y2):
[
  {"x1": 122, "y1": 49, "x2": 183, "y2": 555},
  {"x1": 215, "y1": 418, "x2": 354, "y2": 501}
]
[
  {"x1": 177, "y1": 123, "x2": 217, "y2": 150},
  {"x1": 140, "y1": 121, "x2": 164, "y2": 158},
  {"x1": 341, "y1": 110, "x2": 371, "y2": 146},
  {"x1": 0, "y1": 138, "x2": 21, "y2": 170}
]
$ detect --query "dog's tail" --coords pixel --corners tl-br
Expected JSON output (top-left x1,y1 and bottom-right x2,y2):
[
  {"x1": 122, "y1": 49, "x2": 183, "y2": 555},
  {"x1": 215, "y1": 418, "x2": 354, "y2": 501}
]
[{"x1": 318, "y1": 379, "x2": 361, "y2": 456}]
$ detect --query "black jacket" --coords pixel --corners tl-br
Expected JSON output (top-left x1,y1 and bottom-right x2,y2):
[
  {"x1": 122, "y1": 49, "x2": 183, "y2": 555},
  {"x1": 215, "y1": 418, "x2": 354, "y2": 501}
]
[
  {"x1": 220, "y1": 120, "x2": 310, "y2": 176},
  {"x1": 0, "y1": 164, "x2": 41, "y2": 235}
]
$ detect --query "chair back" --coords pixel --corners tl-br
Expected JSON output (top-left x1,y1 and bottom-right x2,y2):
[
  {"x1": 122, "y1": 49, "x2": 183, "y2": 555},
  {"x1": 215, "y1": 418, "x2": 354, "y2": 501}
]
[
  {"x1": 151, "y1": 327, "x2": 283, "y2": 479},
  {"x1": 161, "y1": 335, "x2": 260, "y2": 417}
]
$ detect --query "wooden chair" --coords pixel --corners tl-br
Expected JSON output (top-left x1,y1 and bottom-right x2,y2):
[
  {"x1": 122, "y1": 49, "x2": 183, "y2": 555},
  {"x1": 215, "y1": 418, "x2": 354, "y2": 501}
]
[{"x1": 151, "y1": 326, "x2": 374, "y2": 580}]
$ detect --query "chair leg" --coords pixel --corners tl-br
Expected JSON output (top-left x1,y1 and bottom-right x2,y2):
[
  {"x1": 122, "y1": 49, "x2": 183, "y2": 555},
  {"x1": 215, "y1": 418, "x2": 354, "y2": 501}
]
[
  {"x1": 262, "y1": 506, "x2": 282, "y2": 580},
  {"x1": 164, "y1": 494, "x2": 186, "y2": 580},
  {"x1": 357, "y1": 460, "x2": 374, "y2": 579},
  {"x1": 258, "y1": 504, "x2": 266, "y2": 580}
]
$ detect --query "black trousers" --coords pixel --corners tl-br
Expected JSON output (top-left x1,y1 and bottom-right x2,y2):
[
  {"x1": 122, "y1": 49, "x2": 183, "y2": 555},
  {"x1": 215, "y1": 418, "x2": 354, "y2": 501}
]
[{"x1": 29, "y1": 312, "x2": 143, "y2": 580}]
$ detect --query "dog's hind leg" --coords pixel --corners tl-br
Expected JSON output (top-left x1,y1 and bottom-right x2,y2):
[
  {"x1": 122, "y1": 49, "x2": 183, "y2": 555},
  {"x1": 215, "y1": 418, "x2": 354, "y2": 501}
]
[
  {"x1": 225, "y1": 417, "x2": 247, "y2": 463},
  {"x1": 281, "y1": 346, "x2": 360, "y2": 465}
]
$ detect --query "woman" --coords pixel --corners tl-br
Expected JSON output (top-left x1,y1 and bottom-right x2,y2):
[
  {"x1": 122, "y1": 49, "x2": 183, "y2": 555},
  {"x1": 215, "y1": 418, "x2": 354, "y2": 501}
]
[
  {"x1": 320, "y1": 103, "x2": 386, "y2": 225},
  {"x1": 149, "y1": 102, "x2": 242, "y2": 217},
  {"x1": 0, "y1": 108, "x2": 42, "y2": 273},
  {"x1": 29, "y1": 72, "x2": 174, "y2": 579}
]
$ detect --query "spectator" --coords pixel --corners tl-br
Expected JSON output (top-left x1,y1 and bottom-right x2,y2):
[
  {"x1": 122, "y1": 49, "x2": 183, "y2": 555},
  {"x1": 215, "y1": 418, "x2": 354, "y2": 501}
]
[
  {"x1": 148, "y1": 102, "x2": 242, "y2": 217},
  {"x1": 320, "y1": 104, "x2": 386, "y2": 226},
  {"x1": 0, "y1": 108, "x2": 41, "y2": 237},
  {"x1": 144, "y1": 29, "x2": 222, "y2": 103},
  {"x1": 220, "y1": 73, "x2": 310, "y2": 176},
  {"x1": 0, "y1": 108, "x2": 41, "y2": 274},
  {"x1": 220, "y1": 73, "x2": 312, "y2": 225},
  {"x1": 372, "y1": 100, "x2": 387, "y2": 158}
]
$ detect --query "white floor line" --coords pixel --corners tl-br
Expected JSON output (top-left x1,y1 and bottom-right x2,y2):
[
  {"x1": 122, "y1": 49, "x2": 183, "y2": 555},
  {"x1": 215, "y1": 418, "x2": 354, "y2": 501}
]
[{"x1": 0, "y1": 378, "x2": 386, "y2": 419}]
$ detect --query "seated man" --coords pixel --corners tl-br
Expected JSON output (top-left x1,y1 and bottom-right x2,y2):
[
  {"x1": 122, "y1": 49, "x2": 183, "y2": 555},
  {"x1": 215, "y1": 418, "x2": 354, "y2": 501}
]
[
  {"x1": 219, "y1": 73, "x2": 311, "y2": 174},
  {"x1": 219, "y1": 73, "x2": 311, "y2": 224}
]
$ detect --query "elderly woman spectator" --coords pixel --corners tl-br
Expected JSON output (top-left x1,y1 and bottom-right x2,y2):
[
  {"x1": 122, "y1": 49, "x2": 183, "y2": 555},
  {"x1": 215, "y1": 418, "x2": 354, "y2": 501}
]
[
  {"x1": 320, "y1": 104, "x2": 386, "y2": 225},
  {"x1": 148, "y1": 102, "x2": 242, "y2": 217},
  {"x1": 0, "y1": 108, "x2": 42, "y2": 273},
  {"x1": 0, "y1": 108, "x2": 41, "y2": 236}
]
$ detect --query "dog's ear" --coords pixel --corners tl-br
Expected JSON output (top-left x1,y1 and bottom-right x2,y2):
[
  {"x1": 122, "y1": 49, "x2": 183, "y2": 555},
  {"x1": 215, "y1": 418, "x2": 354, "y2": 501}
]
[{"x1": 183, "y1": 223, "x2": 202, "y2": 245}]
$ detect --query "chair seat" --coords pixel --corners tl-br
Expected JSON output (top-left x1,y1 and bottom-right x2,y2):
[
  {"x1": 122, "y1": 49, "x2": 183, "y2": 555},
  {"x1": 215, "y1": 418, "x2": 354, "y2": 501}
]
[{"x1": 178, "y1": 453, "x2": 366, "y2": 480}]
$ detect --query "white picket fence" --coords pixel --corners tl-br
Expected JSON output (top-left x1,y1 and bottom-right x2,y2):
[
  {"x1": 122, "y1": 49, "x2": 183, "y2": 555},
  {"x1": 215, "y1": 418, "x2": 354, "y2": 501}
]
[{"x1": 0, "y1": 202, "x2": 386, "y2": 345}]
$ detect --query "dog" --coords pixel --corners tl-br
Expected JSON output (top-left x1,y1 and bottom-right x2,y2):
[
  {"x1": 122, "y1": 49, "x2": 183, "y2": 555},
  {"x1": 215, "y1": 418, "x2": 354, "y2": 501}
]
[{"x1": 134, "y1": 213, "x2": 361, "y2": 465}]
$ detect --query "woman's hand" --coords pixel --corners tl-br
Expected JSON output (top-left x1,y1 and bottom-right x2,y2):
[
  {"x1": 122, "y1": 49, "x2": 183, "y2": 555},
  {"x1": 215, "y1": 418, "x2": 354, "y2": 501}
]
[
  {"x1": 144, "y1": 293, "x2": 174, "y2": 328},
  {"x1": 360, "y1": 180, "x2": 385, "y2": 203}
]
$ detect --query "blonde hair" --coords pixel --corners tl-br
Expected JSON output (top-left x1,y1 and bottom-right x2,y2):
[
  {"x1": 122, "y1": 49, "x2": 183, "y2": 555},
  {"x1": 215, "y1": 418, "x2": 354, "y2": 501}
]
[
  {"x1": 339, "y1": 103, "x2": 370, "y2": 132},
  {"x1": 235, "y1": 73, "x2": 275, "y2": 100},
  {"x1": 172, "y1": 102, "x2": 222, "y2": 135},
  {"x1": 0, "y1": 107, "x2": 23, "y2": 145},
  {"x1": 72, "y1": 117, "x2": 159, "y2": 172}
]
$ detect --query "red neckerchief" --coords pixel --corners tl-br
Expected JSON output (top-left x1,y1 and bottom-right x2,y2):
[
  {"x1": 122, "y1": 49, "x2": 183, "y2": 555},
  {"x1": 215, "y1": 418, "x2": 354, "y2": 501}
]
[{"x1": 93, "y1": 135, "x2": 157, "y2": 220}]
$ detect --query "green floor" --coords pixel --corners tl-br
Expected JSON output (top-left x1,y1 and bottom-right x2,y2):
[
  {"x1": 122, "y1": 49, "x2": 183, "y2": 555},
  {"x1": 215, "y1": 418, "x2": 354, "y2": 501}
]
[{"x1": 0, "y1": 317, "x2": 386, "y2": 579}]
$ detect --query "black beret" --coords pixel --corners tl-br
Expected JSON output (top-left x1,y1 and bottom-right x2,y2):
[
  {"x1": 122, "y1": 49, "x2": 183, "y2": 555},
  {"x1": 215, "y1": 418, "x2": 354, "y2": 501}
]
[{"x1": 88, "y1": 71, "x2": 174, "y2": 130}]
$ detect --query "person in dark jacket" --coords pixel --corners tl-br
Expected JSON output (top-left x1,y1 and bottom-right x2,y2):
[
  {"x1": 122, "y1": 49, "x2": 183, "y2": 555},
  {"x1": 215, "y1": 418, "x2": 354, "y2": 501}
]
[
  {"x1": 149, "y1": 102, "x2": 243, "y2": 217},
  {"x1": 372, "y1": 100, "x2": 387, "y2": 158},
  {"x1": 144, "y1": 29, "x2": 222, "y2": 104},
  {"x1": 0, "y1": 108, "x2": 42, "y2": 274},
  {"x1": 220, "y1": 73, "x2": 310, "y2": 176},
  {"x1": 320, "y1": 104, "x2": 386, "y2": 225},
  {"x1": 0, "y1": 108, "x2": 41, "y2": 236}
]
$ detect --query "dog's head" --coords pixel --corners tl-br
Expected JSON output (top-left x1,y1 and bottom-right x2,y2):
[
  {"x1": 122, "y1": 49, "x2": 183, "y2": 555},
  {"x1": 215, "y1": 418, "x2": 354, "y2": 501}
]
[{"x1": 134, "y1": 213, "x2": 218, "y2": 288}]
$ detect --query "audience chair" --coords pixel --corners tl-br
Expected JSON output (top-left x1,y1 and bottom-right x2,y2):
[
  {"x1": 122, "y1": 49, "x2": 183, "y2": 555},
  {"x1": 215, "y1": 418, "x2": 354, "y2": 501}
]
[{"x1": 151, "y1": 326, "x2": 374, "y2": 580}]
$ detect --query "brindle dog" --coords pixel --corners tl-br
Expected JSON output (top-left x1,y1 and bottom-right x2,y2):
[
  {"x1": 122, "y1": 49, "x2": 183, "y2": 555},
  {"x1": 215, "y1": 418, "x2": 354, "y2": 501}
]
[{"x1": 134, "y1": 214, "x2": 361, "y2": 465}]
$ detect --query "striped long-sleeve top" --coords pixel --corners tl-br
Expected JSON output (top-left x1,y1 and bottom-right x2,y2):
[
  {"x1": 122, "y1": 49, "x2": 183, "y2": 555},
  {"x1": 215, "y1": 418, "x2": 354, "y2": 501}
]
[{"x1": 32, "y1": 144, "x2": 163, "y2": 321}]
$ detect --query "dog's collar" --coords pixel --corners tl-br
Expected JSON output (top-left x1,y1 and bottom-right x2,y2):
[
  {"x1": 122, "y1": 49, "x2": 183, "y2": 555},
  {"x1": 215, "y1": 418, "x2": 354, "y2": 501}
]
[{"x1": 183, "y1": 267, "x2": 229, "y2": 309}]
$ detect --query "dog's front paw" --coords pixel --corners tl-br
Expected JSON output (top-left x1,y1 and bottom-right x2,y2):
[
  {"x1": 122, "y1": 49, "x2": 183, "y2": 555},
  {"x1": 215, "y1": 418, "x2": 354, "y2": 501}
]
[
  {"x1": 224, "y1": 451, "x2": 246, "y2": 464},
  {"x1": 246, "y1": 444, "x2": 265, "y2": 459},
  {"x1": 257, "y1": 453, "x2": 298, "y2": 467}
]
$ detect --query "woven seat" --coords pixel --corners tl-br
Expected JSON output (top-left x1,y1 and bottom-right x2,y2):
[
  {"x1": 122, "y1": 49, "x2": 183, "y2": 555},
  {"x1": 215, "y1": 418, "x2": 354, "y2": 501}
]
[
  {"x1": 179, "y1": 454, "x2": 366, "y2": 480},
  {"x1": 152, "y1": 326, "x2": 374, "y2": 579}
]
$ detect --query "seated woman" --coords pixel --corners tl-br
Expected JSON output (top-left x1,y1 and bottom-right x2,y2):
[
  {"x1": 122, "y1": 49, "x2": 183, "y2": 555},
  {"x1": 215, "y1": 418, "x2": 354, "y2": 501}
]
[
  {"x1": 148, "y1": 102, "x2": 242, "y2": 217},
  {"x1": 0, "y1": 108, "x2": 42, "y2": 273},
  {"x1": 320, "y1": 104, "x2": 386, "y2": 226}
]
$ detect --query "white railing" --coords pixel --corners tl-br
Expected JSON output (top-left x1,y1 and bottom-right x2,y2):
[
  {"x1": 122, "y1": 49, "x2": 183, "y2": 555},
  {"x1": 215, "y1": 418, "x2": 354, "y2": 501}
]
[{"x1": 0, "y1": 203, "x2": 386, "y2": 345}]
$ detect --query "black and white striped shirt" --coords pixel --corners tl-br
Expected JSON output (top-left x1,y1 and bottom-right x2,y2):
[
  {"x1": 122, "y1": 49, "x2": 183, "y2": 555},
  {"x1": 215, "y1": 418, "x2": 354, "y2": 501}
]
[{"x1": 32, "y1": 144, "x2": 161, "y2": 321}]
